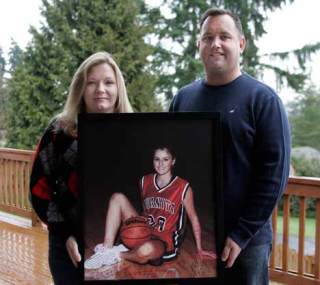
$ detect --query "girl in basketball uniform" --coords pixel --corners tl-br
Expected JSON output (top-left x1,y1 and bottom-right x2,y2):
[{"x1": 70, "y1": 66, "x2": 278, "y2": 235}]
[{"x1": 84, "y1": 146, "x2": 216, "y2": 269}]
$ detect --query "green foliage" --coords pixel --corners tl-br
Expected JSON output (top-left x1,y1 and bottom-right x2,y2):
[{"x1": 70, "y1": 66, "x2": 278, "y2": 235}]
[
  {"x1": 278, "y1": 157, "x2": 320, "y2": 219},
  {"x1": 0, "y1": 48, "x2": 5, "y2": 76},
  {"x1": 268, "y1": 42, "x2": 320, "y2": 92},
  {"x1": 0, "y1": 48, "x2": 7, "y2": 131},
  {"x1": 8, "y1": 41, "x2": 23, "y2": 73},
  {"x1": 276, "y1": 215, "x2": 315, "y2": 238},
  {"x1": 291, "y1": 156, "x2": 319, "y2": 217},
  {"x1": 151, "y1": 0, "x2": 319, "y2": 103},
  {"x1": 291, "y1": 156, "x2": 320, "y2": 178},
  {"x1": 288, "y1": 85, "x2": 320, "y2": 150},
  {"x1": 286, "y1": 80, "x2": 320, "y2": 220},
  {"x1": 6, "y1": 0, "x2": 162, "y2": 149},
  {"x1": 278, "y1": 194, "x2": 316, "y2": 219}
]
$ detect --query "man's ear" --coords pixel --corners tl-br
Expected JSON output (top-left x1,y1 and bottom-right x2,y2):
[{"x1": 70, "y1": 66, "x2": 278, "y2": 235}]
[
  {"x1": 196, "y1": 38, "x2": 200, "y2": 50},
  {"x1": 240, "y1": 36, "x2": 246, "y2": 54}
]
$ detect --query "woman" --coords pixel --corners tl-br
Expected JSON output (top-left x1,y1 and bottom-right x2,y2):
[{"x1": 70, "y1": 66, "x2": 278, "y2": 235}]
[
  {"x1": 30, "y1": 51, "x2": 133, "y2": 284},
  {"x1": 84, "y1": 146, "x2": 216, "y2": 269}
]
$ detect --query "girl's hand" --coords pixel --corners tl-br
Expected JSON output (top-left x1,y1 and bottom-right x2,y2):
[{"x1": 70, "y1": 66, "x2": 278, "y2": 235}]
[
  {"x1": 197, "y1": 249, "x2": 217, "y2": 260},
  {"x1": 66, "y1": 236, "x2": 81, "y2": 267}
]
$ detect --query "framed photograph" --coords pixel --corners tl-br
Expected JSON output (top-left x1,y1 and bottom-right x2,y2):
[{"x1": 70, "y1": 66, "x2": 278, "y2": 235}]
[{"x1": 79, "y1": 112, "x2": 224, "y2": 284}]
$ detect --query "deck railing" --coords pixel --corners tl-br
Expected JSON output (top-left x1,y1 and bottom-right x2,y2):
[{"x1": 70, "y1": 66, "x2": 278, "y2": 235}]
[
  {"x1": 0, "y1": 147, "x2": 319, "y2": 284},
  {"x1": 0, "y1": 147, "x2": 39, "y2": 225},
  {"x1": 270, "y1": 177, "x2": 320, "y2": 285}
]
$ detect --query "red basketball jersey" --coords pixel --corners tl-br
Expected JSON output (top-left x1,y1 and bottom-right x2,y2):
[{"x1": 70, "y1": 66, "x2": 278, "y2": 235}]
[{"x1": 141, "y1": 173, "x2": 190, "y2": 259}]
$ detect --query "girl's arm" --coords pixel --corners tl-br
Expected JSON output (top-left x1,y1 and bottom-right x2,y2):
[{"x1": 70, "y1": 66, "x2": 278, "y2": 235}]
[{"x1": 183, "y1": 187, "x2": 216, "y2": 259}]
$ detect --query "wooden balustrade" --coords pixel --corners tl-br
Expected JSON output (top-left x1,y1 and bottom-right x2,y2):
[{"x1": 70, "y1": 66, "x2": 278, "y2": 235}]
[
  {"x1": 0, "y1": 148, "x2": 37, "y2": 224},
  {"x1": 270, "y1": 177, "x2": 320, "y2": 285}
]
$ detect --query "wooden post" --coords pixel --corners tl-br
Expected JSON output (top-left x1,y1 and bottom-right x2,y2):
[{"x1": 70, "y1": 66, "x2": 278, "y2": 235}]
[
  {"x1": 315, "y1": 199, "x2": 320, "y2": 279},
  {"x1": 31, "y1": 209, "x2": 41, "y2": 227},
  {"x1": 298, "y1": 197, "x2": 306, "y2": 275},
  {"x1": 282, "y1": 194, "x2": 290, "y2": 272},
  {"x1": 270, "y1": 207, "x2": 278, "y2": 269}
]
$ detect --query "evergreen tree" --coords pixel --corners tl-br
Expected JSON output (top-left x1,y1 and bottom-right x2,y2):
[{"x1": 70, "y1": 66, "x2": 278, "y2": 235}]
[
  {"x1": 0, "y1": 42, "x2": 24, "y2": 143},
  {"x1": 6, "y1": 0, "x2": 161, "y2": 149},
  {"x1": 8, "y1": 41, "x2": 23, "y2": 74},
  {"x1": 0, "y1": 48, "x2": 7, "y2": 132},
  {"x1": 152, "y1": 0, "x2": 319, "y2": 102},
  {"x1": 0, "y1": 48, "x2": 5, "y2": 79},
  {"x1": 289, "y1": 85, "x2": 320, "y2": 150}
]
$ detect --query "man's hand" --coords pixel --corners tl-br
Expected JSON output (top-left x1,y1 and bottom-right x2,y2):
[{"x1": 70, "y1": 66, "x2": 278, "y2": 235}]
[
  {"x1": 221, "y1": 237, "x2": 241, "y2": 268},
  {"x1": 66, "y1": 236, "x2": 81, "y2": 267}
]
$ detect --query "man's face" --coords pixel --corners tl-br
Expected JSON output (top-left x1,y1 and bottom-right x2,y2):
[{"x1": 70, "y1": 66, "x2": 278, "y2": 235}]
[{"x1": 198, "y1": 14, "x2": 246, "y2": 83}]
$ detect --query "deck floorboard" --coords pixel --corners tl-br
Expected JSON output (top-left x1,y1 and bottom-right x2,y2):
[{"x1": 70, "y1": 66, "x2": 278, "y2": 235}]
[
  {"x1": 0, "y1": 220, "x2": 53, "y2": 285},
  {"x1": 0, "y1": 218, "x2": 284, "y2": 284}
]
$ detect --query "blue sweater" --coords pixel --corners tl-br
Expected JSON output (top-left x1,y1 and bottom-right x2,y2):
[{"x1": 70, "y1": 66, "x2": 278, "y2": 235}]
[{"x1": 169, "y1": 73, "x2": 291, "y2": 249}]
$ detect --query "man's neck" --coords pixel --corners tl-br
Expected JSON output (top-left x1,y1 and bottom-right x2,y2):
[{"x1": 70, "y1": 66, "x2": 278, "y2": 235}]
[{"x1": 205, "y1": 69, "x2": 242, "y2": 86}]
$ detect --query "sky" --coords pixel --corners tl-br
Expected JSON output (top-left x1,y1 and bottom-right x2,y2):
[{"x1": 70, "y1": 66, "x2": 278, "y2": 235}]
[{"x1": 0, "y1": 0, "x2": 319, "y2": 105}]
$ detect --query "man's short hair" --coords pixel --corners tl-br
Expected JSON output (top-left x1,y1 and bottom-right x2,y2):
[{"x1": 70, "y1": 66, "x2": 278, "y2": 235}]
[{"x1": 200, "y1": 8, "x2": 244, "y2": 36}]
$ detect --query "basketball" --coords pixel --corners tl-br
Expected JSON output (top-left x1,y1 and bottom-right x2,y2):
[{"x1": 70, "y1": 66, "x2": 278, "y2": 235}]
[{"x1": 120, "y1": 216, "x2": 152, "y2": 249}]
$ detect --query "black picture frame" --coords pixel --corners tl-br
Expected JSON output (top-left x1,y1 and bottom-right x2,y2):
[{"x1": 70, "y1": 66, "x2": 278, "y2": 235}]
[{"x1": 79, "y1": 112, "x2": 224, "y2": 284}]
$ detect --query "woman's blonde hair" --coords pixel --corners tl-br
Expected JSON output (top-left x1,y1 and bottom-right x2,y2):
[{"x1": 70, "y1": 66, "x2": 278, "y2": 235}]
[{"x1": 56, "y1": 51, "x2": 133, "y2": 134}]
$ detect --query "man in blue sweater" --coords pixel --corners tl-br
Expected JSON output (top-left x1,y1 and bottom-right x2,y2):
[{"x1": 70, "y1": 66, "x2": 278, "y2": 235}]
[{"x1": 169, "y1": 8, "x2": 291, "y2": 285}]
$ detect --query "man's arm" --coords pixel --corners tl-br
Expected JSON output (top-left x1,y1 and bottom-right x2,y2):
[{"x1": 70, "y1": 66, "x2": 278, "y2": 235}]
[{"x1": 229, "y1": 95, "x2": 291, "y2": 249}]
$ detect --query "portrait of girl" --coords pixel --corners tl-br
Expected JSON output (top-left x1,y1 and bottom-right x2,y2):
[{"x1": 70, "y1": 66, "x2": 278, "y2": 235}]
[
  {"x1": 84, "y1": 146, "x2": 216, "y2": 270},
  {"x1": 80, "y1": 115, "x2": 221, "y2": 281}
]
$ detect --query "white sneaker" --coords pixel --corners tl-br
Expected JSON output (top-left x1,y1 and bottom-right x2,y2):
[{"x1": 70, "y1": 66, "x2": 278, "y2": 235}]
[
  {"x1": 94, "y1": 243, "x2": 128, "y2": 253},
  {"x1": 84, "y1": 244, "x2": 128, "y2": 269},
  {"x1": 114, "y1": 244, "x2": 128, "y2": 253},
  {"x1": 94, "y1": 243, "x2": 104, "y2": 253},
  {"x1": 84, "y1": 249, "x2": 118, "y2": 269}
]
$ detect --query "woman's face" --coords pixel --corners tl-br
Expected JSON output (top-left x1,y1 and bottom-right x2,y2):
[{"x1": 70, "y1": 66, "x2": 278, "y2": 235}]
[
  {"x1": 83, "y1": 63, "x2": 118, "y2": 113},
  {"x1": 153, "y1": 149, "x2": 175, "y2": 176}
]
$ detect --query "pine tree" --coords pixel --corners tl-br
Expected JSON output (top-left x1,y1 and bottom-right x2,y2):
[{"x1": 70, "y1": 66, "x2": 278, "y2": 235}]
[
  {"x1": 152, "y1": 0, "x2": 319, "y2": 102},
  {"x1": 0, "y1": 42, "x2": 24, "y2": 144},
  {"x1": 8, "y1": 41, "x2": 23, "y2": 73},
  {"x1": 6, "y1": 0, "x2": 162, "y2": 149}
]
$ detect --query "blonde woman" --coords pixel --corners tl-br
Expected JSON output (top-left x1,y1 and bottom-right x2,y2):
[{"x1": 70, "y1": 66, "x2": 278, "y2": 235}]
[{"x1": 30, "y1": 52, "x2": 133, "y2": 284}]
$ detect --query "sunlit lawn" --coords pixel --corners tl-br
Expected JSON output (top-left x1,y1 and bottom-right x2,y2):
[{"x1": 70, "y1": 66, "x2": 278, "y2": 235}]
[{"x1": 276, "y1": 215, "x2": 315, "y2": 238}]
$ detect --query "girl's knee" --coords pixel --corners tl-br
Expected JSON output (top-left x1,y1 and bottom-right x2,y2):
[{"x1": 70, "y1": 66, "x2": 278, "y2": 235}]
[
  {"x1": 138, "y1": 241, "x2": 154, "y2": 256},
  {"x1": 137, "y1": 240, "x2": 165, "y2": 261},
  {"x1": 109, "y1": 192, "x2": 126, "y2": 204}
]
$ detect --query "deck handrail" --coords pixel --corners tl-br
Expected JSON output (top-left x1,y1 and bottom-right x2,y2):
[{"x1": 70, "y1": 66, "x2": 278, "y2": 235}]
[
  {"x1": 270, "y1": 176, "x2": 320, "y2": 285},
  {"x1": 0, "y1": 147, "x2": 39, "y2": 225}
]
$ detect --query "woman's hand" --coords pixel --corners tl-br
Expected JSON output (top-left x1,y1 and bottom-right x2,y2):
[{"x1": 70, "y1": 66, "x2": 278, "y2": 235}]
[
  {"x1": 197, "y1": 249, "x2": 217, "y2": 260},
  {"x1": 66, "y1": 236, "x2": 81, "y2": 267}
]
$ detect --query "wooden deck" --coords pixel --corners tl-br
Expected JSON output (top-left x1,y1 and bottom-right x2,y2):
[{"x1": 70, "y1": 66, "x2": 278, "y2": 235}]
[
  {"x1": 0, "y1": 215, "x2": 288, "y2": 285},
  {"x1": 0, "y1": 217, "x2": 53, "y2": 285}
]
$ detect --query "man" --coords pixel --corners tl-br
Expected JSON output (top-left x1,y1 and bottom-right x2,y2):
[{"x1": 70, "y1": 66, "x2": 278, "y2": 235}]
[{"x1": 169, "y1": 8, "x2": 290, "y2": 285}]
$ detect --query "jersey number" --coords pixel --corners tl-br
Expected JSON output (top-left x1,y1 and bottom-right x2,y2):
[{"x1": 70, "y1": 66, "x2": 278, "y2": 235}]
[{"x1": 148, "y1": 215, "x2": 167, "y2": 232}]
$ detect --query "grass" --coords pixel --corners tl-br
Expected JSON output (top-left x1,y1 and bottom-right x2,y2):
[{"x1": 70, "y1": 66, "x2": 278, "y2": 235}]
[{"x1": 276, "y1": 215, "x2": 316, "y2": 238}]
